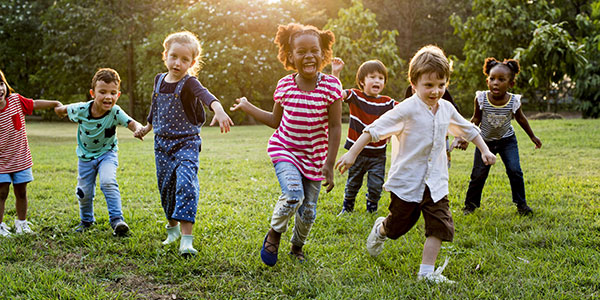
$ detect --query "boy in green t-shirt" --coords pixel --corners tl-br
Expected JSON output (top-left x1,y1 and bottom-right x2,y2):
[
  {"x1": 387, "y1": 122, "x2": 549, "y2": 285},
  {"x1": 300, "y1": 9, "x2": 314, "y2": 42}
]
[{"x1": 56, "y1": 68, "x2": 143, "y2": 236}]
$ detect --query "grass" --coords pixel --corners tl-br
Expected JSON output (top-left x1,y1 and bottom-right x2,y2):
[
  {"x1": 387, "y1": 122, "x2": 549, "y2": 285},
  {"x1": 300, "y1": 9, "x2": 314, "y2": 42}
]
[{"x1": 0, "y1": 119, "x2": 599, "y2": 299}]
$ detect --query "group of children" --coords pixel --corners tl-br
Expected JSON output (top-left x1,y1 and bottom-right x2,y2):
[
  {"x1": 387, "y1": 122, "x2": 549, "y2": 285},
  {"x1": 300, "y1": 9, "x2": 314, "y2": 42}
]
[{"x1": 0, "y1": 22, "x2": 541, "y2": 283}]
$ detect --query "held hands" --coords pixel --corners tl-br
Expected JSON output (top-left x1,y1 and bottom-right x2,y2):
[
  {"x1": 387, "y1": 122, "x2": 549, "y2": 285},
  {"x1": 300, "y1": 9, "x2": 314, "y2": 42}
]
[
  {"x1": 331, "y1": 57, "x2": 344, "y2": 78},
  {"x1": 134, "y1": 124, "x2": 151, "y2": 140},
  {"x1": 54, "y1": 105, "x2": 67, "y2": 118}
]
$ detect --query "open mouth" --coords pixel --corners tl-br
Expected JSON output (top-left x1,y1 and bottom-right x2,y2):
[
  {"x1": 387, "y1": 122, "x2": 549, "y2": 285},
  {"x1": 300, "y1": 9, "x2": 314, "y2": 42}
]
[{"x1": 302, "y1": 62, "x2": 317, "y2": 73}]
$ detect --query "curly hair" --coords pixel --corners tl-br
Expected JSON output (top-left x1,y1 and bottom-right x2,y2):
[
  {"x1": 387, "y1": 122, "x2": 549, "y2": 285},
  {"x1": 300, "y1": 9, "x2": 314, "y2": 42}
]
[
  {"x1": 483, "y1": 57, "x2": 520, "y2": 81},
  {"x1": 274, "y1": 23, "x2": 335, "y2": 71},
  {"x1": 163, "y1": 31, "x2": 203, "y2": 76}
]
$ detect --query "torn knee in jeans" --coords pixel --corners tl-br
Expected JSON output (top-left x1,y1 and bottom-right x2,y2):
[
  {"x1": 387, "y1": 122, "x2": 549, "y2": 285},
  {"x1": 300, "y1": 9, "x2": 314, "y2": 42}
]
[{"x1": 76, "y1": 187, "x2": 85, "y2": 199}]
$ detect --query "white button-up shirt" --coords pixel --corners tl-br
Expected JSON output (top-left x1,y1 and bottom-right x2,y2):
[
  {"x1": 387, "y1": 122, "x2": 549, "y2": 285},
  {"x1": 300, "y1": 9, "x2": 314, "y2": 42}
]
[{"x1": 363, "y1": 94, "x2": 481, "y2": 203}]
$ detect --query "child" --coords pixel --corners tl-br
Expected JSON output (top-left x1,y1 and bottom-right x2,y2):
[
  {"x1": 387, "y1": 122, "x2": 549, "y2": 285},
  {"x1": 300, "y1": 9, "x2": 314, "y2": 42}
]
[
  {"x1": 230, "y1": 23, "x2": 342, "y2": 266},
  {"x1": 336, "y1": 45, "x2": 496, "y2": 283},
  {"x1": 0, "y1": 69, "x2": 62, "y2": 236},
  {"x1": 135, "y1": 31, "x2": 233, "y2": 256},
  {"x1": 55, "y1": 68, "x2": 142, "y2": 236},
  {"x1": 331, "y1": 58, "x2": 396, "y2": 214},
  {"x1": 462, "y1": 58, "x2": 542, "y2": 216}
]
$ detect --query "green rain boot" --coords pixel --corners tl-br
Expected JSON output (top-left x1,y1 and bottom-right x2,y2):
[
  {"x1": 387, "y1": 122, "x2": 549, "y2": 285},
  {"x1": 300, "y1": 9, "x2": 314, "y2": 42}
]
[
  {"x1": 162, "y1": 224, "x2": 181, "y2": 245},
  {"x1": 179, "y1": 235, "x2": 198, "y2": 256}
]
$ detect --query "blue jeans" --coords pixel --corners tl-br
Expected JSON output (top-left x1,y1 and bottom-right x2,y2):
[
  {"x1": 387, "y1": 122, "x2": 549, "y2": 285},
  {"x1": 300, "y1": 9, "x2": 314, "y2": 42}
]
[
  {"x1": 343, "y1": 153, "x2": 386, "y2": 212},
  {"x1": 464, "y1": 134, "x2": 527, "y2": 208},
  {"x1": 271, "y1": 161, "x2": 321, "y2": 247},
  {"x1": 76, "y1": 150, "x2": 123, "y2": 223}
]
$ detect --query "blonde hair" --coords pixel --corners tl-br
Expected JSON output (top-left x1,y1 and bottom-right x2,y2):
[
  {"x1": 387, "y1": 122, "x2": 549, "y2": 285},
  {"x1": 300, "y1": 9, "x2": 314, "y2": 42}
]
[
  {"x1": 162, "y1": 31, "x2": 203, "y2": 76},
  {"x1": 408, "y1": 45, "x2": 451, "y2": 85}
]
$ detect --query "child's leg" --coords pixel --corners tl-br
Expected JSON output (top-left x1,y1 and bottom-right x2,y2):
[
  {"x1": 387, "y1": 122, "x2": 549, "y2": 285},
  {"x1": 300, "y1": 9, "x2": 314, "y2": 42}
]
[
  {"x1": 0, "y1": 183, "x2": 10, "y2": 224},
  {"x1": 97, "y1": 151, "x2": 123, "y2": 223},
  {"x1": 343, "y1": 156, "x2": 367, "y2": 212},
  {"x1": 13, "y1": 182, "x2": 28, "y2": 220},
  {"x1": 464, "y1": 147, "x2": 493, "y2": 210},
  {"x1": 76, "y1": 158, "x2": 98, "y2": 223},
  {"x1": 421, "y1": 236, "x2": 442, "y2": 265},
  {"x1": 365, "y1": 154, "x2": 386, "y2": 212},
  {"x1": 419, "y1": 189, "x2": 454, "y2": 282},
  {"x1": 497, "y1": 135, "x2": 527, "y2": 206},
  {"x1": 290, "y1": 178, "x2": 321, "y2": 258}
]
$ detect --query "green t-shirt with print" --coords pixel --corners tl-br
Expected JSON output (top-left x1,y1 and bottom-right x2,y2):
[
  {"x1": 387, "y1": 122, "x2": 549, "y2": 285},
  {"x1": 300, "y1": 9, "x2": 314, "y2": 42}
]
[{"x1": 67, "y1": 100, "x2": 132, "y2": 161}]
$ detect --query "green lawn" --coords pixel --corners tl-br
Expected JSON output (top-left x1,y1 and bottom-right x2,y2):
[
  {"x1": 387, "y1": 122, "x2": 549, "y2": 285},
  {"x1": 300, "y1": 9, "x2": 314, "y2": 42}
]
[{"x1": 0, "y1": 119, "x2": 598, "y2": 299}]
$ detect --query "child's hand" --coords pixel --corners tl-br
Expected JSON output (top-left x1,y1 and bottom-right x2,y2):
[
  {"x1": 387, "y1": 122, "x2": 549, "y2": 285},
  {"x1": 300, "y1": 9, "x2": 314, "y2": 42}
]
[
  {"x1": 230, "y1": 97, "x2": 250, "y2": 112},
  {"x1": 331, "y1": 57, "x2": 344, "y2": 78},
  {"x1": 210, "y1": 110, "x2": 234, "y2": 133},
  {"x1": 335, "y1": 152, "x2": 357, "y2": 174},
  {"x1": 481, "y1": 151, "x2": 496, "y2": 166},
  {"x1": 450, "y1": 137, "x2": 469, "y2": 151},
  {"x1": 54, "y1": 105, "x2": 67, "y2": 118},
  {"x1": 322, "y1": 165, "x2": 335, "y2": 193},
  {"x1": 531, "y1": 136, "x2": 542, "y2": 149},
  {"x1": 134, "y1": 124, "x2": 150, "y2": 140}
]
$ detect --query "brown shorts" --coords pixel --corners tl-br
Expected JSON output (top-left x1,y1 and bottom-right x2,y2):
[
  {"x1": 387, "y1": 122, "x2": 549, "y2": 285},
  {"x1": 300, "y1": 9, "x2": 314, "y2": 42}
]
[{"x1": 382, "y1": 186, "x2": 454, "y2": 242}]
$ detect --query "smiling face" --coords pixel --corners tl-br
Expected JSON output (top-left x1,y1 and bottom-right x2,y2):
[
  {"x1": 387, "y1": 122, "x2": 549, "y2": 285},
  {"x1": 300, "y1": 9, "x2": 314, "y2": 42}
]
[
  {"x1": 164, "y1": 42, "x2": 196, "y2": 81},
  {"x1": 362, "y1": 71, "x2": 386, "y2": 97},
  {"x1": 90, "y1": 80, "x2": 120, "y2": 115},
  {"x1": 289, "y1": 33, "x2": 323, "y2": 81},
  {"x1": 486, "y1": 65, "x2": 514, "y2": 100},
  {"x1": 411, "y1": 72, "x2": 447, "y2": 107}
]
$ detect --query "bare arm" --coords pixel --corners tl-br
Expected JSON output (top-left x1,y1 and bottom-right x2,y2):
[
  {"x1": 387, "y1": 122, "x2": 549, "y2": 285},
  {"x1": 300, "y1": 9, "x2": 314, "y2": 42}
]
[
  {"x1": 134, "y1": 123, "x2": 153, "y2": 139},
  {"x1": 54, "y1": 105, "x2": 68, "y2": 118},
  {"x1": 33, "y1": 100, "x2": 62, "y2": 110},
  {"x1": 471, "y1": 96, "x2": 482, "y2": 126},
  {"x1": 470, "y1": 134, "x2": 496, "y2": 165},
  {"x1": 335, "y1": 132, "x2": 372, "y2": 174},
  {"x1": 322, "y1": 99, "x2": 342, "y2": 193},
  {"x1": 127, "y1": 120, "x2": 144, "y2": 141},
  {"x1": 331, "y1": 57, "x2": 348, "y2": 99},
  {"x1": 230, "y1": 97, "x2": 282, "y2": 129},
  {"x1": 514, "y1": 108, "x2": 542, "y2": 148}
]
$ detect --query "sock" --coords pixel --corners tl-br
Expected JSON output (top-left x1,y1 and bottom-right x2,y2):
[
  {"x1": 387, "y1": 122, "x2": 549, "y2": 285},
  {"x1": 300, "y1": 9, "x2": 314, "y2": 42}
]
[
  {"x1": 419, "y1": 264, "x2": 435, "y2": 276},
  {"x1": 376, "y1": 224, "x2": 386, "y2": 239},
  {"x1": 15, "y1": 219, "x2": 27, "y2": 225}
]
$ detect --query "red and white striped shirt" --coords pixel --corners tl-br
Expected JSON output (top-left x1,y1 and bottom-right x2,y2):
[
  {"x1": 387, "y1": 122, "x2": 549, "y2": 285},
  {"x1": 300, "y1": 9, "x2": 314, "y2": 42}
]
[
  {"x1": 268, "y1": 73, "x2": 342, "y2": 181},
  {"x1": 0, "y1": 93, "x2": 34, "y2": 173}
]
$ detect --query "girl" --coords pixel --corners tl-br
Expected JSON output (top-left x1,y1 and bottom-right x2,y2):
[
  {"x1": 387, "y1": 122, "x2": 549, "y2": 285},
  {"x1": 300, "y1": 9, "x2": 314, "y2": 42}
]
[
  {"x1": 462, "y1": 58, "x2": 542, "y2": 216},
  {"x1": 0, "y1": 69, "x2": 62, "y2": 236},
  {"x1": 135, "y1": 31, "x2": 234, "y2": 255},
  {"x1": 230, "y1": 23, "x2": 342, "y2": 266}
]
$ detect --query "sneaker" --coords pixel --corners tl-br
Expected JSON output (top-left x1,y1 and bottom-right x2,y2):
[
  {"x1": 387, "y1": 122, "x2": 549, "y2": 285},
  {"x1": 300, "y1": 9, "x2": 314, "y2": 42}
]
[
  {"x1": 366, "y1": 200, "x2": 378, "y2": 213},
  {"x1": 73, "y1": 221, "x2": 94, "y2": 233},
  {"x1": 14, "y1": 220, "x2": 33, "y2": 234},
  {"x1": 366, "y1": 217, "x2": 386, "y2": 257},
  {"x1": 462, "y1": 205, "x2": 477, "y2": 215},
  {"x1": 0, "y1": 222, "x2": 12, "y2": 237},
  {"x1": 517, "y1": 203, "x2": 533, "y2": 216},
  {"x1": 418, "y1": 258, "x2": 455, "y2": 284},
  {"x1": 111, "y1": 219, "x2": 130, "y2": 236}
]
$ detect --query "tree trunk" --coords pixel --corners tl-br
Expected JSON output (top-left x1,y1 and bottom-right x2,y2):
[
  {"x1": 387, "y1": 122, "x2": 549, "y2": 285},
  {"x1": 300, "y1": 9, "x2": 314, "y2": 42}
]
[{"x1": 127, "y1": 39, "x2": 136, "y2": 118}]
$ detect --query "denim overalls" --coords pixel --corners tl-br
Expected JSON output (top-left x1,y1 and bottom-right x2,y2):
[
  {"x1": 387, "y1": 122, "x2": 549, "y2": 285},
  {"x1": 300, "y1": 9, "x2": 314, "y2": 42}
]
[{"x1": 150, "y1": 73, "x2": 202, "y2": 223}]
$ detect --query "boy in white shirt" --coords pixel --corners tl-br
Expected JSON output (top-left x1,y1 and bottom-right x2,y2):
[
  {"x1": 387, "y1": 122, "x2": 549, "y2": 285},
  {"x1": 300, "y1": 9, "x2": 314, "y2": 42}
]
[{"x1": 335, "y1": 45, "x2": 496, "y2": 283}]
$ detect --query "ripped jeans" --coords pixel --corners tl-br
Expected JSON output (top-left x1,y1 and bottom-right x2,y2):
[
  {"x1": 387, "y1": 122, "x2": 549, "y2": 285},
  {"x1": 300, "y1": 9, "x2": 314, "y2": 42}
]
[{"x1": 271, "y1": 161, "x2": 321, "y2": 247}]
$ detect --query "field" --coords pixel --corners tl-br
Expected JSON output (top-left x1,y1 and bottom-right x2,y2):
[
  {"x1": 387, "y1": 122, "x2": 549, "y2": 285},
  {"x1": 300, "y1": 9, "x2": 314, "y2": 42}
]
[{"x1": 0, "y1": 119, "x2": 599, "y2": 299}]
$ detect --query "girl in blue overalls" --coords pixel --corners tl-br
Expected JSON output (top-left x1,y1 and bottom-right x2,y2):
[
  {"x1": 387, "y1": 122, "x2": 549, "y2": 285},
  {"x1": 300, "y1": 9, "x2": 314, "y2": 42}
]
[{"x1": 136, "y1": 31, "x2": 233, "y2": 255}]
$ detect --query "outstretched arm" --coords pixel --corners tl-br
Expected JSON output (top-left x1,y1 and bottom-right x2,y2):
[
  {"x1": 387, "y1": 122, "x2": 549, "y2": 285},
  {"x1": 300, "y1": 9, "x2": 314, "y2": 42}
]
[
  {"x1": 331, "y1": 57, "x2": 347, "y2": 99},
  {"x1": 514, "y1": 108, "x2": 542, "y2": 148},
  {"x1": 230, "y1": 97, "x2": 282, "y2": 129},
  {"x1": 335, "y1": 132, "x2": 371, "y2": 174},
  {"x1": 127, "y1": 120, "x2": 144, "y2": 141},
  {"x1": 209, "y1": 101, "x2": 234, "y2": 133},
  {"x1": 33, "y1": 100, "x2": 62, "y2": 110},
  {"x1": 54, "y1": 105, "x2": 68, "y2": 118},
  {"x1": 322, "y1": 99, "x2": 342, "y2": 193}
]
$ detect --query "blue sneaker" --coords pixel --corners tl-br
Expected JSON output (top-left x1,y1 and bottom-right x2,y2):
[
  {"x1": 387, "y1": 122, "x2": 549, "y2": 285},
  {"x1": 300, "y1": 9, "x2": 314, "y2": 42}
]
[
  {"x1": 73, "y1": 221, "x2": 94, "y2": 233},
  {"x1": 260, "y1": 232, "x2": 278, "y2": 266}
]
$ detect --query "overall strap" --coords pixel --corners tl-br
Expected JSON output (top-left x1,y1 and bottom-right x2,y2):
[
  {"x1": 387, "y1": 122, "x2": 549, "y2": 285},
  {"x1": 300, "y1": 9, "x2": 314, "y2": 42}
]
[
  {"x1": 154, "y1": 73, "x2": 167, "y2": 94},
  {"x1": 173, "y1": 74, "x2": 191, "y2": 99}
]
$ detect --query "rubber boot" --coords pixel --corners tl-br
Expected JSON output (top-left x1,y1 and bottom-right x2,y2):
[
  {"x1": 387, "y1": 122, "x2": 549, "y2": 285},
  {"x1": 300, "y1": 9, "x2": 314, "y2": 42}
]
[{"x1": 162, "y1": 223, "x2": 181, "y2": 245}]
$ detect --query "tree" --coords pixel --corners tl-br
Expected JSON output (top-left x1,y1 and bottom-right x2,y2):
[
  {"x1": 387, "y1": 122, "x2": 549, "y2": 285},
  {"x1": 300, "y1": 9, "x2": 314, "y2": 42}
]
[
  {"x1": 324, "y1": 0, "x2": 405, "y2": 98},
  {"x1": 572, "y1": 1, "x2": 600, "y2": 118},
  {"x1": 515, "y1": 21, "x2": 586, "y2": 113}
]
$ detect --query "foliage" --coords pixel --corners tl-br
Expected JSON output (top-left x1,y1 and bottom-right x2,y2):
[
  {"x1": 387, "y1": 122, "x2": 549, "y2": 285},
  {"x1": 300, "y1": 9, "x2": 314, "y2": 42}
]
[
  {"x1": 450, "y1": 0, "x2": 560, "y2": 115},
  {"x1": 514, "y1": 20, "x2": 586, "y2": 112},
  {"x1": 1, "y1": 120, "x2": 599, "y2": 298},
  {"x1": 135, "y1": 0, "x2": 294, "y2": 125},
  {"x1": 324, "y1": 0, "x2": 405, "y2": 98},
  {"x1": 572, "y1": 1, "x2": 600, "y2": 118}
]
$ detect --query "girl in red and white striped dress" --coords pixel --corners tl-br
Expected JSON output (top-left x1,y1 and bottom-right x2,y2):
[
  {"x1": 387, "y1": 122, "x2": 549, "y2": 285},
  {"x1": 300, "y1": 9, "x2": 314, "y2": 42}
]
[
  {"x1": 0, "y1": 70, "x2": 62, "y2": 236},
  {"x1": 231, "y1": 23, "x2": 342, "y2": 266}
]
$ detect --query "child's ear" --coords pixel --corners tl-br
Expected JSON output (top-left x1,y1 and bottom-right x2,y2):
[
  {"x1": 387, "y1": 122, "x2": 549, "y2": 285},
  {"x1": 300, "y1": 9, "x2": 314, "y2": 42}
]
[{"x1": 89, "y1": 89, "x2": 95, "y2": 98}]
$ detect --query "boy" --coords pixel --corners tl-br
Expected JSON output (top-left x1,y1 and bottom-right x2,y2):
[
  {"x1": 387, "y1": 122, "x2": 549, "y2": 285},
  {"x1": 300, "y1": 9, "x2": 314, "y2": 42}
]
[
  {"x1": 332, "y1": 58, "x2": 396, "y2": 214},
  {"x1": 55, "y1": 68, "x2": 143, "y2": 236},
  {"x1": 335, "y1": 46, "x2": 496, "y2": 283}
]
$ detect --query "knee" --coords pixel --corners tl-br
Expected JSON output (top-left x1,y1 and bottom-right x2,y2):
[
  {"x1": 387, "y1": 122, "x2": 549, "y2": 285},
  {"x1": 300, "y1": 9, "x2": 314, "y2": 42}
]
[
  {"x1": 76, "y1": 187, "x2": 93, "y2": 201},
  {"x1": 298, "y1": 202, "x2": 317, "y2": 224},
  {"x1": 99, "y1": 177, "x2": 118, "y2": 190}
]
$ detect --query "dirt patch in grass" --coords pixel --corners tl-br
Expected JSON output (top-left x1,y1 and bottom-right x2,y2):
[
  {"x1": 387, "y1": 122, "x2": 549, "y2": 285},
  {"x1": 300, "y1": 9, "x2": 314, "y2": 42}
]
[{"x1": 105, "y1": 275, "x2": 178, "y2": 300}]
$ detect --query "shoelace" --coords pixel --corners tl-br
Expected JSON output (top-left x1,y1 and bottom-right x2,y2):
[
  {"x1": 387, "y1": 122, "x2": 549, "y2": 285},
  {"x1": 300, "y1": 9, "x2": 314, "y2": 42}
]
[
  {"x1": 431, "y1": 257, "x2": 450, "y2": 277},
  {"x1": 0, "y1": 223, "x2": 11, "y2": 231}
]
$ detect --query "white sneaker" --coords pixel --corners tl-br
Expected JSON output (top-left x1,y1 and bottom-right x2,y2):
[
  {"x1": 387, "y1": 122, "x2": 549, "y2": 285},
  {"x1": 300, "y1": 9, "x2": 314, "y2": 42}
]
[
  {"x1": 366, "y1": 217, "x2": 387, "y2": 257},
  {"x1": 0, "y1": 222, "x2": 12, "y2": 237},
  {"x1": 14, "y1": 219, "x2": 33, "y2": 234},
  {"x1": 418, "y1": 258, "x2": 455, "y2": 284}
]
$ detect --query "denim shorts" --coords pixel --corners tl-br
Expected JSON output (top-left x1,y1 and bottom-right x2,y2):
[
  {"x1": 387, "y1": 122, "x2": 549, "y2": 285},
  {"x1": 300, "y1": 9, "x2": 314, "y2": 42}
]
[{"x1": 0, "y1": 167, "x2": 34, "y2": 184}]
